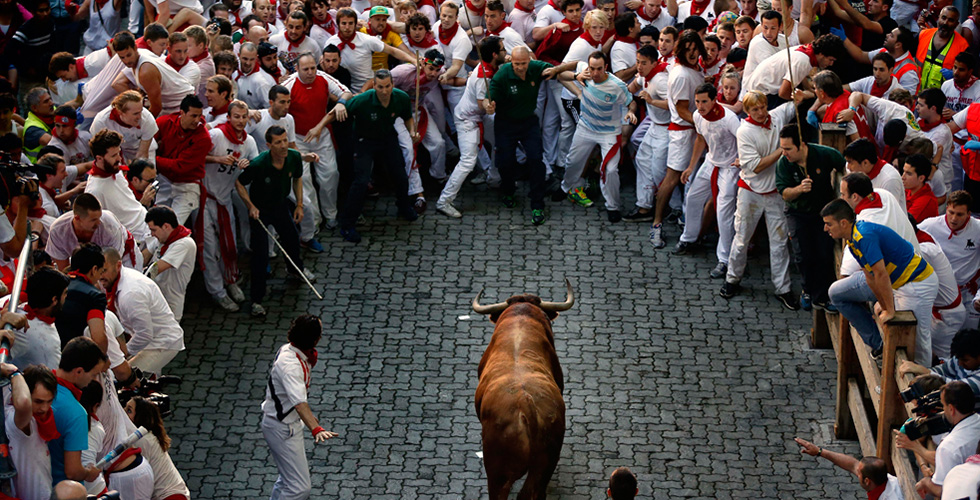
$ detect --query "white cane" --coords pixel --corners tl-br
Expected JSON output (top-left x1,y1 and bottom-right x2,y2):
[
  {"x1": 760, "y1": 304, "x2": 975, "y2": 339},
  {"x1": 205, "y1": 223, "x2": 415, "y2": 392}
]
[{"x1": 258, "y1": 220, "x2": 324, "y2": 300}]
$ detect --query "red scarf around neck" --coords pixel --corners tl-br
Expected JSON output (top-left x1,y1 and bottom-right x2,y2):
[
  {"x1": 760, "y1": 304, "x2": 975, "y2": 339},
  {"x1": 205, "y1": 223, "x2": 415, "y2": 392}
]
[
  {"x1": 745, "y1": 114, "x2": 771, "y2": 129},
  {"x1": 24, "y1": 304, "x2": 55, "y2": 324},
  {"x1": 956, "y1": 76, "x2": 979, "y2": 92},
  {"x1": 75, "y1": 58, "x2": 88, "y2": 79},
  {"x1": 689, "y1": 0, "x2": 710, "y2": 16},
  {"x1": 164, "y1": 54, "x2": 188, "y2": 72},
  {"x1": 614, "y1": 35, "x2": 637, "y2": 46},
  {"x1": 54, "y1": 371, "x2": 82, "y2": 401},
  {"x1": 547, "y1": 0, "x2": 560, "y2": 9},
  {"x1": 643, "y1": 61, "x2": 668, "y2": 81},
  {"x1": 580, "y1": 30, "x2": 601, "y2": 47},
  {"x1": 216, "y1": 122, "x2": 246, "y2": 145},
  {"x1": 89, "y1": 161, "x2": 125, "y2": 178},
  {"x1": 160, "y1": 225, "x2": 192, "y2": 256},
  {"x1": 796, "y1": 44, "x2": 817, "y2": 66},
  {"x1": 209, "y1": 102, "x2": 230, "y2": 121},
  {"x1": 700, "y1": 103, "x2": 725, "y2": 121},
  {"x1": 854, "y1": 192, "x2": 884, "y2": 214},
  {"x1": 487, "y1": 21, "x2": 511, "y2": 36},
  {"x1": 191, "y1": 48, "x2": 210, "y2": 63},
  {"x1": 636, "y1": 5, "x2": 661, "y2": 21},
  {"x1": 109, "y1": 107, "x2": 139, "y2": 129},
  {"x1": 476, "y1": 61, "x2": 496, "y2": 78},
  {"x1": 438, "y1": 22, "x2": 460, "y2": 45},
  {"x1": 514, "y1": 1, "x2": 533, "y2": 12},
  {"x1": 465, "y1": 0, "x2": 486, "y2": 16},
  {"x1": 869, "y1": 159, "x2": 887, "y2": 179},
  {"x1": 869, "y1": 77, "x2": 892, "y2": 98},
  {"x1": 314, "y1": 15, "x2": 336, "y2": 34},
  {"x1": 918, "y1": 117, "x2": 946, "y2": 132},
  {"x1": 410, "y1": 32, "x2": 439, "y2": 49},
  {"x1": 292, "y1": 344, "x2": 319, "y2": 368},
  {"x1": 337, "y1": 32, "x2": 357, "y2": 51},
  {"x1": 367, "y1": 23, "x2": 392, "y2": 39},
  {"x1": 287, "y1": 33, "x2": 307, "y2": 51},
  {"x1": 34, "y1": 408, "x2": 60, "y2": 442}
]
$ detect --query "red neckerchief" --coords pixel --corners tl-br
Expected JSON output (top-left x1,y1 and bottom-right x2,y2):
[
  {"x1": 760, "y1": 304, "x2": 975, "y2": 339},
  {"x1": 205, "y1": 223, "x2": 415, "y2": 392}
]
[
  {"x1": 40, "y1": 183, "x2": 57, "y2": 202},
  {"x1": 880, "y1": 145, "x2": 897, "y2": 163},
  {"x1": 487, "y1": 21, "x2": 512, "y2": 36},
  {"x1": 130, "y1": 183, "x2": 143, "y2": 201},
  {"x1": 465, "y1": 0, "x2": 486, "y2": 16},
  {"x1": 561, "y1": 17, "x2": 583, "y2": 31},
  {"x1": 699, "y1": 55, "x2": 719, "y2": 72},
  {"x1": 580, "y1": 30, "x2": 601, "y2": 47},
  {"x1": 367, "y1": 23, "x2": 392, "y2": 39},
  {"x1": 916, "y1": 229, "x2": 936, "y2": 244},
  {"x1": 292, "y1": 343, "x2": 319, "y2": 368},
  {"x1": 643, "y1": 61, "x2": 668, "y2": 81},
  {"x1": 37, "y1": 114, "x2": 55, "y2": 127},
  {"x1": 438, "y1": 22, "x2": 460, "y2": 45},
  {"x1": 476, "y1": 61, "x2": 496, "y2": 78},
  {"x1": 237, "y1": 61, "x2": 260, "y2": 80},
  {"x1": 946, "y1": 214, "x2": 965, "y2": 238},
  {"x1": 105, "y1": 276, "x2": 120, "y2": 313},
  {"x1": 854, "y1": 193, "x2": 884, "y2": 214},
  {"x1": 337, "y1": 32, "x2": 357, "y2": 51},
  {"x1": 869, "y1": 77, "x2": 891, "y2": 98},
  {"x1": 636, "y1": 5, "x2": 660, "y2": 21},
  {"x1": 136, "y1": 37, "x2": 150, "y2": 49},
  {"x1": 745, "y1": 114, "x2": 771, "y2": 129},
  {"x1": 313, "y1": 14, "x2": 336, "y2": 35},
  {"x1": 415, "y1": 0, "x2": 436, "y2": 9},
  {"x1": 614, "y1": 35, "x2": 637, "y2": 47},
  {"x1": 869, "y1": 159, "x2": 887, "y2": 180},
  {"x1": 24, "y1": 304, "x2": 55, "y2": 324},
  {"x1": 164, "y1": 54, "x2": 188, "y2": 72},
  {"x1": 56, "y1": 127, "x2": 78, "y2": 145},
  {"x1": 514, "y1": 1, "x2": 533, "y2": 12},
  {"x1": 75, "y1": 58, "x2": 88, "y2": 79},
  {"x1": 867, "y1": 482, "x2": 887, "y2": 500},
  {"x1": 34, "y1": 408, "x2": 60, "y2": 442},
  {"x1": 286, "y1": 33, "x2": 307, "y2": 51},
  {"x1": 966, "y1": 454, "x2": 980, "y2": 465},
  {"x1": 689, "y1": 0, "x2": 710, "y2": 16},
  {"x1": 209, "y1": 102, "x2": 230, "y2": 122},
  {"x1": 409, "y1": 32, "x2": 438, "y2": 49},
  {"x1": 547, "y1": 0, "x2": 560, "y2": 9},
  {"x1": 277, "y1": 3, "x2": 288, "y2": 20},
  {"x1": 89, "y1": 162, "x2": 119, "y2": 178},
  {"x1": 191, "y1": 48, "x2": 210, "y2": 63},
  {"x1": 796, "y1": 44, "x2": 817, "y2": 66},
  {"x1": 109, "y1": 107, "x2": 138, "y2": 129},
  {"x1": 54, "y1": 371, "x2": 83, "y2": 401},
  {"x1": 956, "y1": 76, "x2": 979, "y2": 92},
  {"x1": 160, "y1": 225, "x2": 191, "y2": 256},
  {"x1": 918, "y1": 117, "x2": 945, "y2": 132},
  {"x1": 230, "y1": 6, "x2": 245, "y2": 26},
  {"x1": 67, "y1": 271, "x2": 93, "y2": 284},
  {"x1": 216, "y1": 122, "x2": 246, "y2": 145},
  {"x1": 700, "y1": 103, "x2": 725, "y2": 122}
]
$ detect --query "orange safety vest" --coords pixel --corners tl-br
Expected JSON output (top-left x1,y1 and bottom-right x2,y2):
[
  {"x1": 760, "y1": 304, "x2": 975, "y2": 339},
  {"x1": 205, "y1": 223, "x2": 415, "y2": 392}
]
[
  {"x1": 916, "y1": 28, "x2": 970, "y2": 90},
  {"x1": 893, "y1": 55, "x2": 919, "y2": 83},
  {"x1": 961, "y1": 103, "x2": 980, "y2": 181}
]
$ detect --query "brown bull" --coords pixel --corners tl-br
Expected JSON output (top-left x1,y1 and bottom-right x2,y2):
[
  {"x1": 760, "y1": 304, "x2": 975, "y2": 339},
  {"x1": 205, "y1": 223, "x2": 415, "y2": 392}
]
[{"x1": 473, "y1": 280, "x2": 574, "y2": 500}]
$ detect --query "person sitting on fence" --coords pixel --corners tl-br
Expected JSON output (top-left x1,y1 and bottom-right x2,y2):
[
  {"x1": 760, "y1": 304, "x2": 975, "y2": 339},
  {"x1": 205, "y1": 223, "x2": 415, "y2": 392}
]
[
  {"x1": 793, "y1": 438, "x2": 903, "y2": 499},
  {"x1": 916, "y1": 381, "x2": 980, "y2": 498},
  {"x1": 901, "y1": 329, "x2": 980, "y2": 398}
]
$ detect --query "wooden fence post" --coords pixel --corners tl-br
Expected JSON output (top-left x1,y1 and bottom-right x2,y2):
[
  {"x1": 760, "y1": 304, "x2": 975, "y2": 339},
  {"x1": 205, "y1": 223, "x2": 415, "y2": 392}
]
[{"x1": 876, "y1": 311, "x2": 917, "y2": 470}]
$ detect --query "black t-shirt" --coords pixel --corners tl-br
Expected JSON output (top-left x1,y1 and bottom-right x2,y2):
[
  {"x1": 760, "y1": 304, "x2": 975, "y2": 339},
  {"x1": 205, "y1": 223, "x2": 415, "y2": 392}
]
[
  {"x1": 861, "y1": 16, "x2": 898, "y2": 52},
  {"x1": 55, "y1": 274, "x2": 107, "y2": 348}
]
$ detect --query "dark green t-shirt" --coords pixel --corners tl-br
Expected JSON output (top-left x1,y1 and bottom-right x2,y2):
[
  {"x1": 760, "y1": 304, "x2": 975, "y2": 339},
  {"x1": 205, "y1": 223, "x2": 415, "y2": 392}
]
[
  {"x1": 489, "y1": 60, "x2": 553, "y2": 122},
  {"x1": 346, "y1": 88, "x2": 412, "y2": 139},
  {"x1": 238, "y1": 149, "x2": 303, "y2": 211},
  {"x1": 775, "y1": 143, "x2": 846, "y2": 214}
]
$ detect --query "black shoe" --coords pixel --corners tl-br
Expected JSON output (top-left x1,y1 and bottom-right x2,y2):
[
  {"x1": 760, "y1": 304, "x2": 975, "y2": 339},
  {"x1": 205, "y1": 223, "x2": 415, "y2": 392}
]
[
  {"x1": 871, "y1": 347, "x2": 883, "y2": 360},
  {"x1": 399, "y1": 208, "x2": 419, "y2": 221},
  {"x1": 776, "y1": 292, "x2": 801, "y2": 311},
  {"x1": 623, "y1": 207, "x2": 654, "y2": 222},
  {"x1": 607, "y1": 210, "x2": 621, "y2": 223},
  {"x1": 340, "y1": 227, "x2": 361, "y2": 243},
  {"x1": 501, "y1": 195, "x2": 517, "y2": 208},
  {"x1": 720, "y1": 282, "x2": 741, "y2": 299},
  {"x1": 709, "y1": 262, "x2": 727, "y2": 279},
  {"x1": 531, "y1": 209, "x2": 546, "y2": 225},
  {"x1": 672, "y1": 241, "x2": 692, "y2": 255},
  {"x1": 665, "y1": 208, "x2": 683, "y2": 224}
]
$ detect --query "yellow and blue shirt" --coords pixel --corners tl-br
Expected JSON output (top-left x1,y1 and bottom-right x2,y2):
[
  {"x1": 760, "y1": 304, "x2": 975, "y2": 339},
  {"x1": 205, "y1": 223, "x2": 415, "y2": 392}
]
[{"x1": 847, "y1": 221, "x2": 933, "y2": 289}]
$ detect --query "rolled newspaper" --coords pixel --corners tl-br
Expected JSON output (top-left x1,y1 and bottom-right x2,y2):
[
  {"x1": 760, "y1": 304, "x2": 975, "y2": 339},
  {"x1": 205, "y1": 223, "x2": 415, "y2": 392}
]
[{"x1": 95, "y1": 426, "x2": 149, "y2": 469}]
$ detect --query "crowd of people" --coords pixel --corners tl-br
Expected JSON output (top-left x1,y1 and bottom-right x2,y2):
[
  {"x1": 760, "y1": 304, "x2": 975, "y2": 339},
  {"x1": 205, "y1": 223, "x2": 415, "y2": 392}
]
[{"x1": 4, "y1": 0, "x2": 980, "y2": 494}]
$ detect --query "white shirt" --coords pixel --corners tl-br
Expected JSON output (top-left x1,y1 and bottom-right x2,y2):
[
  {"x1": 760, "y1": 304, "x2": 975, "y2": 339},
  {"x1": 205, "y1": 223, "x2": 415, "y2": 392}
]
[
  {"x1": 11, "y1": 315, "x2": 61, "y2": 370},
  {"x1": 128, "y1": 50, "x2": 196, "y2": 115},
  {"x1": 636, "y1": 9, "x2": 674, "y2": 29},
  {"x1": 269, "y1": 32, "x2": 323, "y2": 70},
  {"x1": 942, "y1": 459, "x2": 980, "y2": 500},
  {"x1": 533, "y1": 3, "x2": 564, "y2": 29},
  {"x1": 676, "y1": 0, "x2": 716, "y2": 23},
  {"x1": 639, "y1": 69, "x2": 670, "y2": 125},
  {"x1": 175, "y1": 60, "x2": 201, "y2": 90},
  {"x1": 920, "y1": 215, "x2": 980, "y2": 288},
  {"x1": 848, "y1": 75, "x2": 900, "y2": 97},
  {"x1": 694, "y1": 105, "x2": 741, "y2": 168},
  {"x1": 437, "y1": 24, "x2": 473, "y2": 80},
  {"x1": 454, "y1": 67, "x2": 491, "y2": 123},
  {"x1": 204, "y1": 106, "x2": 229, "y2": 128},
  {"x1": 920, "y1": 240, "x2": 962, "y2": 307},
  {"x1": 743, "y1": 33, "x2": 786, "y2": 83},
  {"x1": 48, "y1": 130, "x2": 93, "y2": 166},
  {"x1": 84, "y1": 171, "x2": 152, "y2": 245},
  {"x1": 115, "y1": 267, "x2": 185, "y2": 355},
  {"x1": 840, "y1": 188, "x2": 920, "y2": 277},
  {"x1": 667, "y1": 63, "x2": 702, "y2": 126},
  {"x1": 194, "y1": 53, "x2": 216, "y2": 103},
  {"x1": 145, "y1": 0, "x2": 202, "y2": 13},
  {"x1": 881, "y1": 475, "x2": 904, "y2": 500},
  {"x1": 491, "y1": 25, "x2": 528, "y2": 54},
  {"x1": 743, "y1": 48, "x2": 811, "y2": 97},
  {"x1": 865, "y1": 161, "x2": 907, "y2": 212},
  {"x1": 935, "y1": 413, "x2": 980, "y2": 485},
  {"x1": 237, "y1": 68, "x2": 277, "y2": 111},
  {"x1": 951, "y1": 96, "x2": 980, "y2": 143},
  {"x1": 90, "y1": 106, "x2": 158, "y2": 162},
  {"x1": 82, "y1": 420, "x2": 107, "y2": 495},
  {"x1": 6, "y1": 412, "x2": 52, "y2": 500},
  {"x1": 508, "y1": 8, "x2": 536, "y2": 44},
  {"x1": 205, "y1": 128, "x2": 259, "y2": 205},
  {"x1": 868, "y1": 49, "x2": 919, "y2": 93},
  {"x1": 136, "y1": 433, "x2": 191, "y2": 499},
  {"x1": 152, "y1": 235, "x2": 196, "y2": 321},
  {"x1": 736, "y1": 102, "x2": 795, "y2": 193},
  {"x1": 94, "y1": 367, "x2": 136, "y2": 458},
  {"x1": 863, "y1": 95, "x2": 924, "y2": 152},
  {"x1": 921, "y1": 121, "x2": 955, "y2": 187},
  {"x1": 247, "y1": 109, "x2": 297, "y2": 152},
  {"x1": 262, "y1": 343, "x2": 312, "y2": 424},
  {"x1": 325, "y1": 32, "x2": 385, "y2": 91},
  {"x1": 610, "y1": 40, "x2": 637, "y2": 74},
  {"x1": 100, "y1": 310, "x2": 127, "y2": 369}
]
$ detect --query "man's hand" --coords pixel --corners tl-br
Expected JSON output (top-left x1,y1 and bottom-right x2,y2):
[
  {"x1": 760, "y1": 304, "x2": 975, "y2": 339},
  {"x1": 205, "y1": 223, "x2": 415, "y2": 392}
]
[
  {"x1": 835, "y1": 107, "x2": 855, "y2": 123},
  {"x1": 438, "y1": 72, "x2": 451, "y2": 84},
  {"x1": 215, "y1": 154, "x2": 236, "y2": 165},
  {"x1": 638, "y1": 90, "x2": 652, "y2": 103},
  {"x1": 249, "y1": 205, "x2": 260, "y2": 220},
  {"x1": 236, "y1": 158, "x2": 250, "y2": 170},
  {"x1": 874, "y1": 302, "x2": 896, "y2": 323},
  {"x1": 483, "y1": 99, "x2": 496, "y2": 114},
  {"x1": 333, "y1": 103, "x2": 347, "y2": 121},
  {"x1": 293, "y1": 204, "x2": 304, "y2": 224},
  {"x1": 302, "y1": 152, "x2": 319, "y2": 163},
  {"x1": 554, "y1": 21, "x2": 570, "y2": 32},
  {"x1": 794, "y1": 437, "x2": 821, "y2": 456},
  {"x1": 893, "y1": 429, "x2": 922, "y2": 452},
  {"x1": 625, "y1": 112, "x2": 637, "y2": 125},
  {"x1": 410, "y1": 130, "x2": 421, "y2": 144},
  {"x1": 575, "y1": 68, "x2": 591, "y2": 85},
  {"x1": 898, "y1": 359, "x2": 928, "y2": 377},
  {"x1": 680, "y1": 167, "x2": 694, "y2": 184},
  {"x1": 943, "y1": 107, "x2": 954, "y2": 120},
  {"x1": 0, "y1": 312, "x2": 26, "y2": 331},
  {"x1": 798, "y1": 178, "x2": 813, "y2": 193},
  {"x1": 304, "y1": 125, "x2": 323, "y2": 143},
  {"x1": 0, "y1": 362, "x2": 18, "y2": 378},
  {"x1": 84, "y1": 465, "x2": 101, "y2": 483},
  {"x1": 542, "y1": 67, "x2": 559, "y2": 79},
  {"x1": 314, "y1": 428, "x2": 339, "y2": 443},
  {"x1": 141, "y1": 184, "x2": 157, "y2": 207}
]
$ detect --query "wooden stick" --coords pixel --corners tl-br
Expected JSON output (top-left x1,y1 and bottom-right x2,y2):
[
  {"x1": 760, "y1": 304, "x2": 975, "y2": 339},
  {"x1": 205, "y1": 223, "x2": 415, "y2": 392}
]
[{"x1": 460, "y1": 6, "x2": 492, "y2": 93}]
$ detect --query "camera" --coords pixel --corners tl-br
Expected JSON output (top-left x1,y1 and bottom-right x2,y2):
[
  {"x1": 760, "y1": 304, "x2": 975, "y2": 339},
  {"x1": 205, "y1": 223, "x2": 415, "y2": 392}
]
[
  {"x1": 900, "y1": 388, "x2": 953, "y2": 440},
  {"x1": 88, "y1": 491, "x2": 120, "y2": 500},
  {"x1": 901, "y1": 380, "x2": 936, "y2": 403},
  {"x1": 116, "y1": 371, "x2": 181, "y2": 418},
  {"x1": 0, "y1": 152, "x2": 39, "y2": 209}
]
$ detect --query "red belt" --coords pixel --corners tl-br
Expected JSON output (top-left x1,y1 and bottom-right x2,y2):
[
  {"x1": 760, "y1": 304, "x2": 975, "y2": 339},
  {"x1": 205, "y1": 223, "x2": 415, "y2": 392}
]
[
  {"x1": 933, "y1": 293, "x2": 963, "y2": 320},
  {"x1": 667, "y1": 123, "x2": 694, "y2": 131},
  {"x1": 737, "y1": 177, "x2": 777, "y2": 195}
]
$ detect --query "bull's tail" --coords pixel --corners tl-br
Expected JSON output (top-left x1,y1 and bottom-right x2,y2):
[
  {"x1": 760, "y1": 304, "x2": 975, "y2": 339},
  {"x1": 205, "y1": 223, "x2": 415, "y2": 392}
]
[{"x1": 516, "y1": 391, "x2": 563, "y2": 500}]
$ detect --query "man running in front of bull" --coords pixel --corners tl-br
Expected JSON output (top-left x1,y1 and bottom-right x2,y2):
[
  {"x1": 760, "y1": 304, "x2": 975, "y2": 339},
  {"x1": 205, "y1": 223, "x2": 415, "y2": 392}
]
[{"x1": 262, "y1": 314, "x2": 339, "y2": 500}]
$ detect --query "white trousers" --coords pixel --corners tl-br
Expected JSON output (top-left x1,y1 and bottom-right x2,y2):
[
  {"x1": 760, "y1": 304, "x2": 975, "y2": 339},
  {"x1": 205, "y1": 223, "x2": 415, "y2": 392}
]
[
  {"x1": 679, "y1": 166, "x2": 739, "y2": 265},
  {"x1": 263, "y1": 417, "x2": 311, "y2": 500},
  {"x1": 962, "y1": 288, "x2": 980, "y2": 330},
  {"x1": 932, "y1": 301, "x2": 967, "y2": 359},
  {"x1": 726, "y1": 188, "x2": 792, "y2": 295},
  {"x1": 540, "y1": 80, "x2": 563, "y2": 171},
  {"x1": 561, "y1": 129, "x2": 623, "y2": 210},
  {"x1": 107, "y1": 457, "x2": 154, "y2": 500},
  {"x1": 200, "y1": 198, "x2": 236, "y2": 299},
  {"x1": 128, "y1": 348, "x2": 179, "y2": 375},
  {"x1": 439, "y1": 118, "x2": 485, "y2": 206},
  {"x1": 170, "y1": 182, "x2": 200, "y2": 226},
  {"x1": 444, "y1": 86, "x2": 465, "y2": 134},
  {"x1": 294, "y1": 131, "x2": 339, "y2": 224},
  {"x1": 634, "y1": 123, "x2": 674, "y2": 210},
  {"x1": 394, "y1": 119, "x2": 429, "y2": 196},
  {"x1": 895, "y1": 273, "x2": 939, "y2": 365}
]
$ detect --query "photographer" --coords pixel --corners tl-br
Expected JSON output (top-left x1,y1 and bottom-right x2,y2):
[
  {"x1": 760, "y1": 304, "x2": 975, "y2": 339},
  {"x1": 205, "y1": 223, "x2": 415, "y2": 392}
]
[
  {"x1": 916, "y1": 381, "x2": 980, "y2": 498},
  {"x1": 901, "y1": 329, "x2": 980, "y2": 398},
  {"x1": 894, "y1": 374, "x2": 946, "y2": 469},
  {"x1": 795, "y1": 438, "x2": 902, "y2": 498},
  {"x1": 126, "y1": 159, "x2": 158, "y2": 208}
]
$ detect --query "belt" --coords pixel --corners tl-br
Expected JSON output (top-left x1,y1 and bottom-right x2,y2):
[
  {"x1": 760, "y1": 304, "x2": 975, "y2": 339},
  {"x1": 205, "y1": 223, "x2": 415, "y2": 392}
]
[{"x1": 667, "y1": 123, "x2": 694, "y2": 131}]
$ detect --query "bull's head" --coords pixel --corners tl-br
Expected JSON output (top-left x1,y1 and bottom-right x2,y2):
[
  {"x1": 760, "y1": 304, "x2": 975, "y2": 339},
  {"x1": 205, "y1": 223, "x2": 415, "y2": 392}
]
[{"x1": 472, "y1": 279, "x2": 574, "y2": 322}]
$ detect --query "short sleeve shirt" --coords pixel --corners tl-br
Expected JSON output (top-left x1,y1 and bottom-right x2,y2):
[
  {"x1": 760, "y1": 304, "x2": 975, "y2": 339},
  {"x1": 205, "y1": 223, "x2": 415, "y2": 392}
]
[
  {"x1": 237, "y1": 149, "x2": 304, "y2": 211},
  {"x1": 49, "y1": 383, "x2": 89, "y2": 484},
  {"x1": 345, "y1": 88, "x2": 413, "y2": 139},
  {"x1": 489, "y1": 60, "x2": 553, "y2": 121},
  {"x1": 847, "y1": 220, "x2": 932, "y2": 287}
]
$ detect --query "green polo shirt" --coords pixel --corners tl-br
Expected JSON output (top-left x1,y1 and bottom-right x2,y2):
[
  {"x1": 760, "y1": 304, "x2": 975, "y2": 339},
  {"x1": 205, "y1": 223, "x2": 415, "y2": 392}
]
[
  {"x1": 489, "y1": 60, "x2": 553, "y2": 122},
  {"x1": 775, "y1": 143, "x2": 846, "y2": 214},
  {"x1": 346, "y1": 88, "x2": 413, "y2": 140},
  {"x1": 238, "y1": 149, "x2": 303, "y2": 211}
]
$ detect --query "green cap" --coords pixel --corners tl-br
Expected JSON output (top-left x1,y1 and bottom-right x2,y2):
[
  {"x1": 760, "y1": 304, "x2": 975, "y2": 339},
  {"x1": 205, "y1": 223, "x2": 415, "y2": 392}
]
[{"x1": 369, "y1": 6, "x2": 388, "y2": 17}]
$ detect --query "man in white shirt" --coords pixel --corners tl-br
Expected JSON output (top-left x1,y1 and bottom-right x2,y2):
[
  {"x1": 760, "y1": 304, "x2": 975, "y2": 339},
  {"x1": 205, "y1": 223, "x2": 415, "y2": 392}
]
[
  {"x1": 795, "y1": 437, "x2": 904, "y2": 500},
  {"x1": 164, "y1": 32, "x2": 202, "y2": 90},
  {"x1": 145, "y1": 206, "x2": 196, "y2": 322},
  {"x1": 270, "y1": 10, "x2": 323, "y2": 71},
  {"x1": 101, "y1": 247, "x2": 185, "y2": 375},
  {"x1": 6, "y1": 363, "x2": 58, "y2": 500},
  {"x1": 48, "y1": 105, "x2": 93, "y2": 169},
  {"x1": 204, "y1": 75, "x2": 234, "y2": 127},
  {"x1": 918, "y1": 88, "x2": 955, "y2": 191},
  {"x1": 635, "y1": 0, "x2": 674, "y2": 30},
  {"x1": 16, "y1": 267, "x2": 70, "y2": 370},
  {"x1": 943, "y1": 52, "x2": 980, "y2": 193},
  {"x1": 507, "y1": 0, "x2": 536, "y2": 45},
  {"x1": 89, "y1": 91, "x2": 158, "y2": 163},
  {"x1": 840, "y1": 90, "x2": 924, "y2": 156},
  {"x1": 743, "y1": 11, "x2": 786, "y2": 80},
  {"x1": 185, "y1": 25, "x2": 216, "y2": 102},
  {"x1": 743, "y1": 33, "x2": 844, "y2": 103},
  {"x1": 842, "y1": 138, "x2": 907, "y2": 211},
  {"x1": 940, "y1": 449, "x2": 980, "y2": 500},
  {"x1": 920, "y1": 191, "x2": 980, "y2": 330},
  {"x1": 34, "y1": 154, "x2": 79, "y2": 219},
  {"x1": 610, "y1": 12, "x2": 640, "y2": 82},
  {"x1": 326, "y1": 8, "x2": 416, "y2": 92},
  {"x1": 236, "y1": 42, "x2": 276, "y2": 110},
  {"x1": 481, "y1": 0, "x2": 528, "y2": 54},
  {"x1": 917, "y1": 382, "x2": 980, "y2": 498}
]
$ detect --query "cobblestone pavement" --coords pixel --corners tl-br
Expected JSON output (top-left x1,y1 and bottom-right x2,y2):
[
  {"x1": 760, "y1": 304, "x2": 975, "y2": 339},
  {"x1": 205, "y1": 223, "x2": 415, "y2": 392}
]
[{"x1": 167, "y1": 179, "x2": 866, "y2": 499}]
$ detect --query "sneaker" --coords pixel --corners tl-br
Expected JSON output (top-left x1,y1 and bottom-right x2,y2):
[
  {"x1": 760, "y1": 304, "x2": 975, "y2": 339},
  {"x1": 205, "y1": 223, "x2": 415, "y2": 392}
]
[
  {"x1": 709, "y1": 262, "x2": 728, "y2": 279},
  {"x1": 399, "y1": 208, "x2": 419, "y2": 221},
  {"x1": 776, "y1": 292, "x2": 801, "y2": 311},
  {"x1": 720, "y1": 281, "x2": 741, "y2": 299},
  {"x1": 340, "y1": 227, "x2": 362, "y2": 243},
  {"x1": 324, "y1": 219, "x2": 339, "y2": 230},
  {"x1": 871, "y1": 347, "x2": 883, "y2": 360},
  {"x1": 470, "y1": 173, "x2": 487, "y2": 185},
  {"x1": 414, "y1": 196, "x2": 428, "y2": 214},
  {"x1": 672, "y1": 241, "x2": 693, "y2": 255},
  {"x1": 623, "y1": 207, "x2": 654, "y2": 222},
  {"x1": 567, "y1": 187, "x2": 594, "y2": 207},
  {"x1": 650, "y1": 223, "x2": 666, "y2": 249},
  {"x1": 531, "y1": 209, "x2": 546, "y2": 225},
  {"x1": 301, "y1": 239, "x2": 325, "y2": 253},
  {"x1": 226, "y1": 283, "x2": 245, "y2": 303},
  {"x1": 215, "y1": 295, "x2": 239, "y2": 312},
  {"x1": 501, "y1": 195, "x2": 517, "y2": 208},
  {"x1": 665, "y1": 208, "x2": 683, "y2": 225},
  {"x1": 251, "y1": 303, "x2": 267, "y2": 317},
  {"x1": 366, "y1": 183, "x2": 380, "y2": 198},
  {"x1": 607, "y1": 210, "x2": 622, "y2": 223},
  {"x1": 813, "y1": 300, "x2": 838, "y2": 313},
  {"x1": 800, "y1": 293, "x2": 812, "y2": 311},
  {"x1": 436, "y1": 203, "x2": 462, "y2": 218}
]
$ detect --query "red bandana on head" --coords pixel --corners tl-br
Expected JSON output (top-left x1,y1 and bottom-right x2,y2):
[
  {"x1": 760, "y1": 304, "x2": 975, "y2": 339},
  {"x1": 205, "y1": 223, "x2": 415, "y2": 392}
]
[{"x1": 438, "y1": 22, "x2": 460, "y2": 45}]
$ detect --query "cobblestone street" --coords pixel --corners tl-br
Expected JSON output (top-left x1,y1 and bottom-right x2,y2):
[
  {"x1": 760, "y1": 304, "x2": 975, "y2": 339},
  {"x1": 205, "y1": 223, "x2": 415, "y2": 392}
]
[{"x1": 166, "y1": 181, "x2": 866, "y2": 499}]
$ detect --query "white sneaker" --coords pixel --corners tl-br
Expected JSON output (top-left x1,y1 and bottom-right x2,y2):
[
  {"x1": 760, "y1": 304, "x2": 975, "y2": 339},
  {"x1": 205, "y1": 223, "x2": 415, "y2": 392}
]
[
  {"x1": 215, "y1": 295, "x2": 239, "y2": 312},
  {"x1": 251, "y1": 303, "x2": 267, "y2": 317},
  {"x1": 650, "y1": 223, "x2": 665, "y2": 249},
  {"x1": 470, "y1": 174, "x2": 487, "y2": 185},
  {"x1": 226, "y1": 283, "x2": 245, "y2": 303},
  {"x1": 301, "y1": 268, "x2": 317, "y2": 283},
  {"x1": 436, "y1": 203, "x2": 462, "y2": 218}
]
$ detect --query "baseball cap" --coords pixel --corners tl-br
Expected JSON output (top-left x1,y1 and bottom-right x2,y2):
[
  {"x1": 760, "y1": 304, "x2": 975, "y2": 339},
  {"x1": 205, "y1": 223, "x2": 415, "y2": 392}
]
[
  {"x1": 258, "y1": 41, "x2": 278, "y2": 58},
  {"x1": 369, "y1": 5, "x2": 388, "y2": 17}
]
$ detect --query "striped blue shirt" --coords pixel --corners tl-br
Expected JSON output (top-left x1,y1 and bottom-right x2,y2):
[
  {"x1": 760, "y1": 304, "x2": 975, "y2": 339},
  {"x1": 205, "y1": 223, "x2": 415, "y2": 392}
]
[
  {"x1": 932, "y1": 357, "x2": 980, "y2": 396},
  {"x1": 578, "y1": 73, "x2": 632, "y2": 135}
]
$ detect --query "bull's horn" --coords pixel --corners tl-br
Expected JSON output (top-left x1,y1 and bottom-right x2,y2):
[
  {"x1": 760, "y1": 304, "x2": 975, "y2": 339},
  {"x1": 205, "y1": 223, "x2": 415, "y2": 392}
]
[
  {"x1": 472, "y1": 288, "x2": 508, "y2": 315},
  {"x1": 539, "y1": 279, "x2": 575, "y2": 311}
]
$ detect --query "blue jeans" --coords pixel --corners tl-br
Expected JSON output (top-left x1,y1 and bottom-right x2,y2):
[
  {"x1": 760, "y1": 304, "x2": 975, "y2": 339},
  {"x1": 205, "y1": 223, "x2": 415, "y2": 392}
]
[{"x1": 829, "y1": 273, "x2": 882, "y2": 351}]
